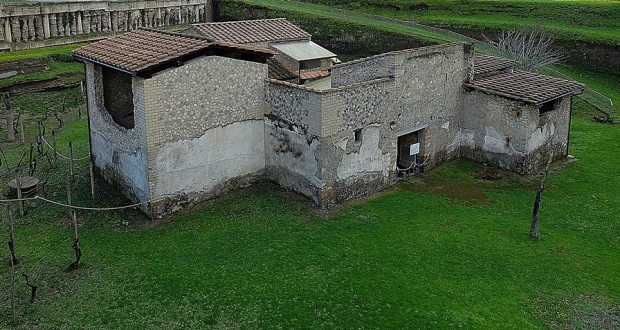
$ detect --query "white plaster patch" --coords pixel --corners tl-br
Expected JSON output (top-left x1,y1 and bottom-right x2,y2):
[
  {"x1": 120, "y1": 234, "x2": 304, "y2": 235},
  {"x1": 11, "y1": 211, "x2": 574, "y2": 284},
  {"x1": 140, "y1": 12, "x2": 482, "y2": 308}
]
[
  {"x1": 91, "y1": 131, "x2": 150, "y2": 203},
  {"x1": 154, "y1": 120, "x2": 265, "y2": 197},
  {"x1": 334, "y1": 137, "x2": 348, "y2": 151},
  {"x1": 265, "y1": 123, "x2": 323, "y2": 188},
  {"x1": 528, "y1": 122, "x2": 556, "y2": 152},
  {"x1": 460, "y1": 129, "x2": 475, "y2": 148},
  {"x1": 336, "y1": 125, "x2": 390, "y2": 180},
  {"x1": 483, "y1": 126, "x2": 507, "y2": 154}
]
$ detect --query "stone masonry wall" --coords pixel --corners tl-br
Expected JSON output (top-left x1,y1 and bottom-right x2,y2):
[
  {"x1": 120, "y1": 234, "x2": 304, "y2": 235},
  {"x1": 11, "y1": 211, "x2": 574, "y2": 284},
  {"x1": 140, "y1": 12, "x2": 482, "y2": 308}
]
[
  {"x1": 331, "y1": 53, "x2": 395, "y2": 88},
  {"x1": 524, "y1": 96, "x2": 571, "y2": 172},
  {"x1": 318, "y1": 43, "x2": 471, "y2": 206},
  {"x1": 460, "y1": 90, "x2": 571, "y2": 174},
  {"x1": 144, "y1": 55, "x2": 268, "y2": 216},
  {"x1": 86, "y1": 62, "x2": 150, "y2": 213},
  {"x1": 264, "y1": 81, "x2": 324, "y2": 202}
]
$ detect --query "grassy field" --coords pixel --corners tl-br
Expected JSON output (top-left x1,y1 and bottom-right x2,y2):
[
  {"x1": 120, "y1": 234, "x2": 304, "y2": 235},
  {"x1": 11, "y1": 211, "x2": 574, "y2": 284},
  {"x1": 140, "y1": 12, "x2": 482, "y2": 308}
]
[
  {"x1": 1, "y1": 1, "x2": 619, "y2": 328},
  {"x1": 0, "y1": 98, "x2": 618, "y2": 328},
  {"x1": 297, "y1": 0, "x2": 620, "y2": 45}
]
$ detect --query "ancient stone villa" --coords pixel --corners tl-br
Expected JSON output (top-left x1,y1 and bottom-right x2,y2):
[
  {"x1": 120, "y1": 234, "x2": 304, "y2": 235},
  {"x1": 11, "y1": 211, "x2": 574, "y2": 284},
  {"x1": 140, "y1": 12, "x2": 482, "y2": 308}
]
[{"x1": 72, "y1": 19, "x2": 584, "y2": 217}]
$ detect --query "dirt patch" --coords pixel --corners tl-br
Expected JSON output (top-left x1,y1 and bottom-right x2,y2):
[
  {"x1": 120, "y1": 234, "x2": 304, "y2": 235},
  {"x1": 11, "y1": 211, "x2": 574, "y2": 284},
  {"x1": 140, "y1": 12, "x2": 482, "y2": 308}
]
[
  {"x1": 533, "y1": 291, "x2": 620, "y2": 329},
  {"x1": 400, "y1": 175, "x2": 491, "y2": 206}
]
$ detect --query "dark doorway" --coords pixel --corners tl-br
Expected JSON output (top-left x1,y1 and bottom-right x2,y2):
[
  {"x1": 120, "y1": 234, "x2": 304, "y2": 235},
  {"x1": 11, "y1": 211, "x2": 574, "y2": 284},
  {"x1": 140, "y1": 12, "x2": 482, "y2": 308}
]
[{"x1": 397, "y1": 130, "x2": 423, "y2": 177}]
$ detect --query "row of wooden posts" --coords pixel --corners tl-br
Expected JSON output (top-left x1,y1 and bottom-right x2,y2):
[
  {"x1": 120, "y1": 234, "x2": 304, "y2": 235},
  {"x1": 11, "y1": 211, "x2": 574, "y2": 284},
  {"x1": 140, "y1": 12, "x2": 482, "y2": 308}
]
[{"x1": 5, "y1": 123, "x2": 93, "y2": 319}]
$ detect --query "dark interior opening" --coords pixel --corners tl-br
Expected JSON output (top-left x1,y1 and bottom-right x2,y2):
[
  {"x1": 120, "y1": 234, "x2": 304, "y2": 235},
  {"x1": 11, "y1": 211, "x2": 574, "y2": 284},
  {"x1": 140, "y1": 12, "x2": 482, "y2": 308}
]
[
  {"x1": 397, "y1": 130, "x2": 423, "y2": 177},
  {"x1": 354, "y1": 128, "x2": 362, "y2": 142},
  {"x1": 539, "y1": 99, "x2": 556, "y2": 115},
  {"x1": 102, "y1": 66, "x2": 135, "y2": 129}
]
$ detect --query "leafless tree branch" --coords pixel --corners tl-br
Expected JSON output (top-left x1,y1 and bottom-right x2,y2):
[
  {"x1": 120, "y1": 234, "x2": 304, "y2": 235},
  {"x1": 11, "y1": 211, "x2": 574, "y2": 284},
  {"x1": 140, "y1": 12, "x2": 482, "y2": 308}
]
[{"x1": 484, "y1": 26, "x2": 565, "y2": 72}]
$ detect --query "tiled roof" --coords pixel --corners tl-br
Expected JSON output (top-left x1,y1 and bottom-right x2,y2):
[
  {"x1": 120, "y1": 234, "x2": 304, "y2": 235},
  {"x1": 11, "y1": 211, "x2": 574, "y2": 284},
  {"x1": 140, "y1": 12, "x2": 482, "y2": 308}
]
[
  {"x1": 466, "y1": 70, "x2": 584, "y2": 104},
  {"x1": 299, "y1": 70, "x2": 330, "y2": 80},
  {"x1": 190, "y1": 18, "x2": 312, "y2": 44},
  {"x1": 72, "y1": 29, "x2": 275, "y2": 75},
  {"x1": 474, "y1": 54, "x2": 519, "y2": 75},
  {"x1": 72, "y1": 29, "x2": 212, "y2": 74},
  {"x1": 267, "y1": 58, "x2": 296, "y2": 80}
]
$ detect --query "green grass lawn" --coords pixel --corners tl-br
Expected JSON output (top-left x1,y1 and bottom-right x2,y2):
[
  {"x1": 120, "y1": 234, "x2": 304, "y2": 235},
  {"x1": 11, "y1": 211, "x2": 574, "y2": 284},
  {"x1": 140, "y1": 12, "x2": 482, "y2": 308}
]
[
  {"x1": 1, "y1": 3, "x2": 619, "y2": 327},
  {"x1": 0, "y1": 100, "x2": 618, "y2": 328},
  {"x1": 296, "y1": 0, "x2": 620, "y2": 45}
]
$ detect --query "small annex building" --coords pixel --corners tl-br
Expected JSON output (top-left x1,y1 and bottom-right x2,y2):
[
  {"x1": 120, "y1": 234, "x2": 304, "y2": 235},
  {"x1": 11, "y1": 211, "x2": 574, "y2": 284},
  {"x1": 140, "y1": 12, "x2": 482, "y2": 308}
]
[{"x1": 73, "y1": 21, "x2": 584, "y2": 217}]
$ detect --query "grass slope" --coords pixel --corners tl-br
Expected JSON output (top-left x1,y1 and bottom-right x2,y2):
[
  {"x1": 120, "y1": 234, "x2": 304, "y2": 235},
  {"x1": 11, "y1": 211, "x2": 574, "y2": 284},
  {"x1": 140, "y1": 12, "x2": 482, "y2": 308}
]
[{"x1": 296, "y1": 0, "x2": 620, "y2": 45}]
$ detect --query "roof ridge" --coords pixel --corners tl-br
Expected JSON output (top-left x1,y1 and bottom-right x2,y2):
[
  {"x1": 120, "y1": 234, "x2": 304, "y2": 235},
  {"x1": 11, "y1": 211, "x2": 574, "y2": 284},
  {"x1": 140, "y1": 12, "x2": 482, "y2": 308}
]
[
  {"x1": 191, "y1": 18, "x2": 287, "y2": 26},
  {"x1": 138, "y1": 27, "x2": 213, "y2": 42}
]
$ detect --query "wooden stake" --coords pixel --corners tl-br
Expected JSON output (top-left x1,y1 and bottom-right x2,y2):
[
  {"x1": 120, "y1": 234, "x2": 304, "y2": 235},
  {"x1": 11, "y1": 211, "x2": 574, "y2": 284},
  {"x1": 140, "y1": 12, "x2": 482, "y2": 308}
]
[
  {"x1": 89, "y1": 161, "x2": 95, "y2": 200},
  {"x1": 66, "y1": 171, "x2": 73, "y2": 220},
  {"x1": 67, "y1": 171, "x2": 81, "y2": 269},
  {"x1": 69, "y1": 142, "x2": 74, "y2": 181},
  {"x1": 37, "y1": 121, "x2": 43, "y2": 155},
  {"x1": 19, "y1": 115, "x2": 25, "y2": 144},
  {"x1": 530, "y1": 170, "x2": 548, "y2": 239},
  {"x1": 16, "y1": 175, "x2": 24, "y2": 216},
  {"x1": 6, "y1": 204, "x2": 17, "y2": 319},
  {"x1": 10, "y1": 246, "x2": 16, "y2": 320},
  {"x1": 52, "y1": 130, "x2": 58, "y2": 166},
  {"x1": 6, "y1": 204, "x2": 18, "y2": 266}
]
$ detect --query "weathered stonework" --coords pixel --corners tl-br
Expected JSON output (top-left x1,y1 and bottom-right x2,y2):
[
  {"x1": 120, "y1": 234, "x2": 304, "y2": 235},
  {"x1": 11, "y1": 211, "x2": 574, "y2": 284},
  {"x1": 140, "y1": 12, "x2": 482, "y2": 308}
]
[
  {"x1": 461, "y1": 90, "x2": 571, "y2": 174},
  {"x1": 84, "y1": 41, "x2": 577, "y2": 217},
  {"x1": 86, "y1": 62, "x2": 150, "y2": 213}
]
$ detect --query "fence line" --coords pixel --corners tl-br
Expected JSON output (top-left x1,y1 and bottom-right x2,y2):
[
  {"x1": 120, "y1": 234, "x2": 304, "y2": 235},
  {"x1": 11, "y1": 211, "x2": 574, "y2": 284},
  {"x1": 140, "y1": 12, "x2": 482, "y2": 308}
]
[
  {"x1": 40, "y1": 136, "x2": 90, "y2": 161},
  {"x1": 0, "y1": 195, "x2": 155, "y2": 211}
]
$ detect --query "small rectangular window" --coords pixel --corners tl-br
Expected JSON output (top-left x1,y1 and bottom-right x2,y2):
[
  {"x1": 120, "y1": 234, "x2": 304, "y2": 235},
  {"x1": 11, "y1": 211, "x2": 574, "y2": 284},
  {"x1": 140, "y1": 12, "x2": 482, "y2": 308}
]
[{"x1": 354, "y1": 129, "x2": 362, "y2": 142}]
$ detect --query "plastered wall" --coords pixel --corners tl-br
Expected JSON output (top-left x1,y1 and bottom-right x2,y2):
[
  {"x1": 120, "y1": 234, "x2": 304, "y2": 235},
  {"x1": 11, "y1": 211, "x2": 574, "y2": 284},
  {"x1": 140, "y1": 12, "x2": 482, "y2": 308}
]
[{"x1": 143, "y1": 55, "x2": 268, "y2": 215}]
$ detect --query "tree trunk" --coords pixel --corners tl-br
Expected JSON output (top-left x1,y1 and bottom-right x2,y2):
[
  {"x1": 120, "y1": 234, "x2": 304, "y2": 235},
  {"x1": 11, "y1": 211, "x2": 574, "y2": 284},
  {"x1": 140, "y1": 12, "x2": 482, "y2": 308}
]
[
  {"x1": 530, "y1": 170, "x2": 548, "y2": 239},
  {"x1": 3, "y1": 93, "x2": 15, "y2": 142}
]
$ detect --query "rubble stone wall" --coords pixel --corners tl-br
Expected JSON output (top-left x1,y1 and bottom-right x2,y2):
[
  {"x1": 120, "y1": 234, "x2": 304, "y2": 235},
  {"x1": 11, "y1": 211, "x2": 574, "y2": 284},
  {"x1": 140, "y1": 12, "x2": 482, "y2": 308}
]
[{"x1": 143, "y1": 55, "x2": 268, "y2": 216}]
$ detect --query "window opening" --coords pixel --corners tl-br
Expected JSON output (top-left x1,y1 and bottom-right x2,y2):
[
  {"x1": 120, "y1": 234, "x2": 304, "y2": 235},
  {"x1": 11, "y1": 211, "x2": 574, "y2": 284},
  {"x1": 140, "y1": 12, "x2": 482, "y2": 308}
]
[
  {"x1": 539, "y1": 100, "x2": 556, "y2": 115},
  {"x1": 354, "y1": 129, "x2": 362, "y2": 142},
  {"x1": 102, "y1": 66, "x2": 135, "y2": 129}
]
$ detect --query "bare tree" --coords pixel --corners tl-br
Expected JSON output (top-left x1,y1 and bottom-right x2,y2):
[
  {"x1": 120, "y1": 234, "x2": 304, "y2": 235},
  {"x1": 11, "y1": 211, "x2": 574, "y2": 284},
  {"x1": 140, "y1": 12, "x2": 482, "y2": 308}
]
[
  {"x1": 2, "y1": 93, "x2": 15, "y2": 142},
  {"x1": 485, "y1": 26, "x2": 565, "y2": 72},
  {"x1": 530, "y1": 170, "x2": 548, "y2": 239}
]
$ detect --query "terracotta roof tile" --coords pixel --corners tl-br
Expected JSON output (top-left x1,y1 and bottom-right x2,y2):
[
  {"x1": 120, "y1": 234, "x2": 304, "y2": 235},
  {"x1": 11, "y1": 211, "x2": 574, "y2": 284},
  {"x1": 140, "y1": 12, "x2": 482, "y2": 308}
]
[
  {"x1": 73, "y1": 29, "x2": 275, "y2": 74},
  {"x1": 190, "y1": 18, "x2": 312, "y2": 44},
  {"x1": 299, "y1": 70, "x2": 330, "y2": 80},
  {"x1": 474, "y1": 54, "x2": 519, "y2": 75},
  {"x1": 73, "y1": 29, "x2": 212, "y2": 73},
  {"x1": 267, "y1": 58, "x2": 296, "y2": 80},
  {"x1": 466, "y1": 70, "x2": 584, "y2": 104}
]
